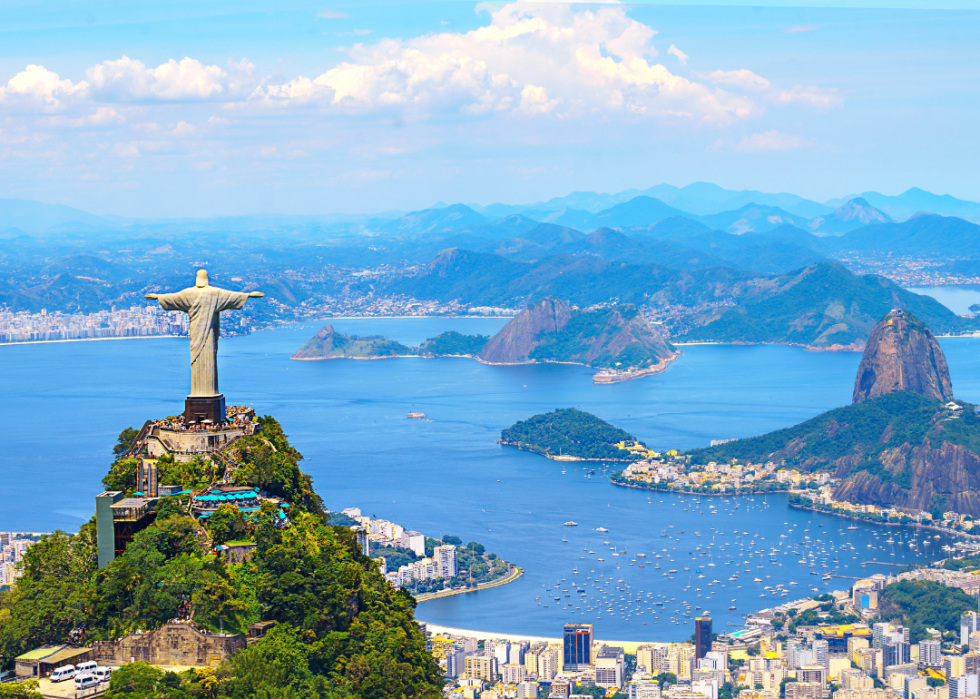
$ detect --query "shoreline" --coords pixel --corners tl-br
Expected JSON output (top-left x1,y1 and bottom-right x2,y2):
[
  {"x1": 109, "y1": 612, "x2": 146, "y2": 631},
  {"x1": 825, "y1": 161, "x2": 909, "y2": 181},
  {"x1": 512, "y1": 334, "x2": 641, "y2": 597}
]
[
  {"x1": 497, "y1": 441, "x2": 634, "y2": 462},
  {"x1": 0, "y1": 334, "x2": 185, "y2": 347},
  {"x1": 414, "y1": 566, "x2": 524, "y2": 603},
  {"x1": 788, "y1": 501, "x2": 980, "y2": 540},
  {"x1": 416, "y1": 623, "x2": 650, "y2": 654},
  {"x1": 611, "y1": 479, "x2": 793, "y2": 497}
]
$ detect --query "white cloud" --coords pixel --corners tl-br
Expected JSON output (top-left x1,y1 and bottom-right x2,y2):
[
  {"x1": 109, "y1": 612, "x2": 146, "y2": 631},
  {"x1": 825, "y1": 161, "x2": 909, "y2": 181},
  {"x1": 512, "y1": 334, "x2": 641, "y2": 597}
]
[
  {"x1": 784, "y1": 25, "x2": 819, "y2": 33},
  {"x1": 45, "y1": 107, "x2": 124, "y2": 128},
  {"x1": 667, "y1": 44, "x2": 688, "y2": 65},
  {"x1": 0, "y1": 65, "x2": 90, "y2": 112},
  {"x1": 318, "y1": 9, "x2": 349, "y2": 19},
  {"x1": 775, "y1": 84, "x2": 843, "y2": 108},
  {"x1": 86, "y1": 56, "x2": 239, "y2": 102},
  {"x1": 704, "y1": 69, "x2": 771, "y2": 91},
  {"x1": 736, "y1": 130, "x2": 812, "y2": 152},
  {"x1": 254, "y1": 3, "x2": 755, "y2": 123}
]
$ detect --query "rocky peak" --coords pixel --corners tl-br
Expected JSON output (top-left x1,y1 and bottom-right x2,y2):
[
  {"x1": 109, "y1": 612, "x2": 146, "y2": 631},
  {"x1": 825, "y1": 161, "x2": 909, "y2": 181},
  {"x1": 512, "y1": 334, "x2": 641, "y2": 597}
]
[
  {"x1": 852, "y1": 310, "x2": 953, "y2": 404},
  {"x1": 478, "y1": 297, "x2": 572, "y2": 364}
]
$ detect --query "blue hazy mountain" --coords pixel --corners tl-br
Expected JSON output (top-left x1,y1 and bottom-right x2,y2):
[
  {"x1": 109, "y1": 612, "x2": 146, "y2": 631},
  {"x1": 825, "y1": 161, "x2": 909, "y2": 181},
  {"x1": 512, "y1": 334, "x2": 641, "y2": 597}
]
[
  {"x1": 377, "y1": 203, "x2": 490, "y2": 235},
  {"x1": 697, "y1": 204, "x2": 811, "y2": 234},
  {"x1": 807, "y1": 198, "x2": 892, "y2": 235},
  {"x1": 826, "y1": 188, "x2": 980, "y2": 223},
  {"x1": 545, "y1": 196, "x2": 689, "y2": 231},
  {"x1": 641, "y1": 182, "x2": 833, "y2": 217},
  {"x1": 0, "y1": 197, "x2": 124, "y2": 234},
  {"x1": 830, "y1": 213, "x2": 980, "y2": 256}
]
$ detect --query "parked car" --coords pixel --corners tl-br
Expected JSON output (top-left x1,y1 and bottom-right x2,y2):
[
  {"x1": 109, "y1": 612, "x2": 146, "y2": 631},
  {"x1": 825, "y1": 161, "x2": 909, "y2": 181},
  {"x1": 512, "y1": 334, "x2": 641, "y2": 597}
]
[
  {"x1": 50, "y1": 665, "x2": 75, "y2": 682},
  {"x1": 74, "y1": 673, "x2": 99, "y2": 690},
  {"x1": 76, "y1": 661, "x2": 98, "y2": 675},
  {"x1": 94, "y1": 667, "x2": 114, "y2": 683}
]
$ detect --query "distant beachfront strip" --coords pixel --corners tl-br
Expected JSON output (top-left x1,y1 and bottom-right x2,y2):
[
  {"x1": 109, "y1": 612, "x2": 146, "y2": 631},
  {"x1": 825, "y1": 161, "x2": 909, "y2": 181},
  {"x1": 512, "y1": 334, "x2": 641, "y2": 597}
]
[
  {"x1": 0, "y1": 304, "x2": 189, "y2": 343},
  {"x1": 0, "y1": 532, "x2": 37, "y2": 586},
  {"x1": 613, "y1": 454, "x2": 831, "y2": 495}
]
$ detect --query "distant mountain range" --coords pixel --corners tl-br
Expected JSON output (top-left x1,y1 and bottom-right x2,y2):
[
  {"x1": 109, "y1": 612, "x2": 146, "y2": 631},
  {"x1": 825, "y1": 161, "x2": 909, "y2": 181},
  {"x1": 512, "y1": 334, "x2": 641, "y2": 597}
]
[{"x1": 4, "y1": 182, "x2": 980, "y2": 237}]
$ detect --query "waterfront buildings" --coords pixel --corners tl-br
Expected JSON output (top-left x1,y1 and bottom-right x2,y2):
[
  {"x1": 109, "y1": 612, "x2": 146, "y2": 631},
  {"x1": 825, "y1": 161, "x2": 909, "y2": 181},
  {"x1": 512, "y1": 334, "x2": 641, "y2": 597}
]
[
  {"x1": 0, "y1": 533, "x2": 38, "y2": 586},
  {"x1": 695, "y1": 617, "x2": 713, "y2": 659},
  {"x1": 563, "y1": 623, "x2": 594, "y2": 672},
  {"x1": 0, "y1": 305, "x2": 189, "y2": 343}
]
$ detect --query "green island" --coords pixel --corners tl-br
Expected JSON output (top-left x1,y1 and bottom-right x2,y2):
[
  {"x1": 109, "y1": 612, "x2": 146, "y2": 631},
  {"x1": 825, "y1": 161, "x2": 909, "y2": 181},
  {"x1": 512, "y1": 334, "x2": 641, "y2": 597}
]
[
  {"x1": 0, "y1": 420, "x2": 445, "y2": 699},
  {"x1": 292, "y1": 325, "x2": 488, "y2": 360},
  {"x1": 418, "y1": 331, "x2": 490, "y2": 357},
  {"x1": 500, "y1": 408, "x2": 649, "y2": 461},
  {"x1": 872, "y1": 580, "x2": 980, "y2": 643}
]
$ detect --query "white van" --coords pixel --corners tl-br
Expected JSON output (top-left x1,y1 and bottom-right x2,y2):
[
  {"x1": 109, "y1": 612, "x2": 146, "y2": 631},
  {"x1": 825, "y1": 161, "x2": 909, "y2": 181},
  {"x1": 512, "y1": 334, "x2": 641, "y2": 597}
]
[
  {"x1": 50, "y1": 665, "x2": 75, "y2": 682},
  {"x1": 76, "y1": 661, "x2": 98, "y2": 675},
  {"x1": 94, "y1": 666, "x2": 113, "y2": 683},
  {"x1": 74, "y1": 674, "x2": 98, "y2": 690}
]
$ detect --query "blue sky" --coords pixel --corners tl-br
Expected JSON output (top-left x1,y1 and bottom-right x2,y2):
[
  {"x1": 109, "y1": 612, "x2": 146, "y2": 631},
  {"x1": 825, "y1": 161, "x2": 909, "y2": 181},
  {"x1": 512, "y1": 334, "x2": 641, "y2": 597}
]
[{"x1": 2, "y1": 0, "x2": 979, "y2": 217}]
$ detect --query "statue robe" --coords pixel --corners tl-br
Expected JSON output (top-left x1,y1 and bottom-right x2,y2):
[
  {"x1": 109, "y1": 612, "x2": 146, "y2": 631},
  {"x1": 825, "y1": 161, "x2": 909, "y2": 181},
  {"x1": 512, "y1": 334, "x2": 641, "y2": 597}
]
[{"x1": 155, "y1": 285, "x2": 250, "y2": 397}]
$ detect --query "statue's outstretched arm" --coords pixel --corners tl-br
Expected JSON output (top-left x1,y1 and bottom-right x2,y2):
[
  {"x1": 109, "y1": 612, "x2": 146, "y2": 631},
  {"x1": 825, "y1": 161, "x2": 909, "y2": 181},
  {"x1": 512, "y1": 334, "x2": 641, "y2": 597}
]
[
  {"x1": 145, "y1": 293, "x2": 159, "y2": 300},
  {"x1": 248, "y1": 291, "x2": 264, "y2": 298}
]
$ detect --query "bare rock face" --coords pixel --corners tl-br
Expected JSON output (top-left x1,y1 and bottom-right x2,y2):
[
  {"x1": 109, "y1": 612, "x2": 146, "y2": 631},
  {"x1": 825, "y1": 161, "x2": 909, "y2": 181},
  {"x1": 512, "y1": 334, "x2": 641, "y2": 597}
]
[
  {"x1": 478, "y1": 298, "x2": 572, "y2": 364},
  {"x1": 291, "y1": 324, "x2": 342, "y2": 359},
  {"x1": 852, "y1": 310, "x2": 952, "y2": 404}
]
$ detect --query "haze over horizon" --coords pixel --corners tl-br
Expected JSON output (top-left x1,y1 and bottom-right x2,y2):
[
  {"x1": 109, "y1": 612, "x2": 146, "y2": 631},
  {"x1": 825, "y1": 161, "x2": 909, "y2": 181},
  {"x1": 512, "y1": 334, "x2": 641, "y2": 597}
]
[{"x1": 2, "y1": 0, "x2": 979, "y2": 218}]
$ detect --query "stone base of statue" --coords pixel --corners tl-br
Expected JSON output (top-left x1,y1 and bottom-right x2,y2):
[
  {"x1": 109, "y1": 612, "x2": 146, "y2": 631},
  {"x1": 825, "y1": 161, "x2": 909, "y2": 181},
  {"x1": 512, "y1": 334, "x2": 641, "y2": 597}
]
[
  {"x1": 185, "y1": 394, "x2": 226, "y2": 424},
  {"x1": 142, "y1": 405, "x2": 258, "y2": 462}
]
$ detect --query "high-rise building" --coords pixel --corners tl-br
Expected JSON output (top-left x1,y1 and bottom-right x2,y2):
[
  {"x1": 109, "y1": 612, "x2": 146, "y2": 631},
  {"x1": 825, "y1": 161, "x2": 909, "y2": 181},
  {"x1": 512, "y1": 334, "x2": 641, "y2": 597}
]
[
  {"x1": 812, "y1": 640, "x2": 829, "y2": 669},
  {"x1": 434, "y1": 544, "x2": 457, "y2": 579},
  {"x1": 695, "y1": 617, "x2": 712, "y2": 659},
  {"x1": 962, "y1": 612, "x2": 979, "y2": 646},
  {"x1": 563, "y1": 623, "x2": 594, "y2": 671},
  {"x1": 501, "y1": 663, "x2": 526, "y2": 684},
  {"x1": 596, "y1": 645, "x2": 626, "y2": 689},
  {"x1": 873, "y1": 623, "x2": 891, "y2": 650},
  {"x1": 918, "y1": 640, "x2": 941, "y2": 668}
]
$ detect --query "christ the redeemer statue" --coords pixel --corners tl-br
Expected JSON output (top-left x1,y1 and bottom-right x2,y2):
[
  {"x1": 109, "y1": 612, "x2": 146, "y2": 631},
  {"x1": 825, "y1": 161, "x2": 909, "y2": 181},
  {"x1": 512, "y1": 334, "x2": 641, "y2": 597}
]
[{"x1": 145, "y1": 269, "x2": 263, "y2": 423}]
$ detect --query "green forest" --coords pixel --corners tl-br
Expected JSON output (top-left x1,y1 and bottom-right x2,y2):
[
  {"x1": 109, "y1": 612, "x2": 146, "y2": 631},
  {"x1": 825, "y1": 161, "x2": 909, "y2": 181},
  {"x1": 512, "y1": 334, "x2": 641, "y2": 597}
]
[
  {"x1": 689, "y1": 392, "x2": 980, "y2": 492},
  {"x1": 501, "y1": 408, "x2": 642, "y2": 460},
  {"x1": 418, "y1": 332, "x2": 489, "y2": 356},
  {"x1": 875, "y1": 580, "x2": 979, "y2": 643},
  {"x1": 0, "y1": 419, "x2": 444, "y2": 699}
]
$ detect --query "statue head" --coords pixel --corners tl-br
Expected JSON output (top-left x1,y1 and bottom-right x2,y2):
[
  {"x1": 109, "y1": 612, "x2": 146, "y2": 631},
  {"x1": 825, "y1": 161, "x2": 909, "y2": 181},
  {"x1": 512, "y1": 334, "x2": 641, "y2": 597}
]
[{"x1": 196, "y1": 269, "x2": 209, "y2": 288}]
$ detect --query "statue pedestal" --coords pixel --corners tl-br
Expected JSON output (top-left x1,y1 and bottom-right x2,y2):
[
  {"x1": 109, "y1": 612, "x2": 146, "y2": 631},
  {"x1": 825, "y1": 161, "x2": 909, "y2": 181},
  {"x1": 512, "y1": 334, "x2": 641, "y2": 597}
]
[{"x1": 184, "y1": 394, "x2": 226, "y2": 424}]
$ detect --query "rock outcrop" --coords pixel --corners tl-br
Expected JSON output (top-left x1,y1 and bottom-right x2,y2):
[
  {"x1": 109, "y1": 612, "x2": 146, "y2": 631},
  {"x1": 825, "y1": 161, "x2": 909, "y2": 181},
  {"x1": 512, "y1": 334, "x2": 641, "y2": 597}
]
[
  {"x1": 478, "y1": 298, "x2": 572, "y2": 364},
  {"x1": 291, "y1": 324, "x2": 411, "y2": 359},
  {"x1": 478, "y1": 297, "x2": 677, "y2": 371},
  {"x1": 852, "y1": 309, "x2": 953, "y2": 404}
]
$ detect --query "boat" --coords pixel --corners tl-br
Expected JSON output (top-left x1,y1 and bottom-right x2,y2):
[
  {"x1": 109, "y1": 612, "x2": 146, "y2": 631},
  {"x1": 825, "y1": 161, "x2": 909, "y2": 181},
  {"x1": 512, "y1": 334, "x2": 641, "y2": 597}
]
[
  {"x1": 565, "y1": 521, "x2": 578, "y2": 526},
  {"x1": 406, "y1": 412, "x2": 426, "y2": 419},
  {"x1": 847, "y1": 526, "x2": 858, "y2": 530},
  {"x1": 597, "y1": 527, "x2": 609, "y2": 532}
]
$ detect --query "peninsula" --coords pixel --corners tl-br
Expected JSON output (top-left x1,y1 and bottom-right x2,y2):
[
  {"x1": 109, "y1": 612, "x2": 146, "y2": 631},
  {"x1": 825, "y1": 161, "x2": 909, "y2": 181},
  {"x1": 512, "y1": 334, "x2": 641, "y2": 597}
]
[{"x1": 690, "y1": 310, "x2": 980, "y2": 517}]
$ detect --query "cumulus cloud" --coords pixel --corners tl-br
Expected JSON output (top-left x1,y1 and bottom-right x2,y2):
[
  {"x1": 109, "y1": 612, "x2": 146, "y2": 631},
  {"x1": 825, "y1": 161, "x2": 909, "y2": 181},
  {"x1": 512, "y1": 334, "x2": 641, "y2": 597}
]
[
  {"x1": 736, "y1": 130, "x2": 812, "y2": 152},
  {"x1": 774, "y1": 84, "x2": 842, "y2": 108},
  {"x1": 86, "y1": 56, "x2": 253, "y2": 102},
  {"x1": 704, "y1": 69, "x2": 771, "y2": 91},
  {"x1": 667, "y1": 44, "x2": 688, "y2": 65},
  {"x1": 252, "y1": 4, "x2": 755, "y2": 123},
  {"x1": 0, "y1": 65, "x2": 90, "y2": 112}
]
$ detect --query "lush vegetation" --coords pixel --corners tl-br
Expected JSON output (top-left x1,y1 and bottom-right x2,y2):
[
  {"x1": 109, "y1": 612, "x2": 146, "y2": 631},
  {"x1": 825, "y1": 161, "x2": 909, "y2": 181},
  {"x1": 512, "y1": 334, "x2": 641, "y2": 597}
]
[
  {"x1": 875, "y1": 580, "x2": 979, "y2": 643},
  {"x1": 418, "y1": 331, "x2": 489, "y2": 356},
  {"x1": 501, "y1": 408, "x2": 642, "y2": 460},
  {"x1": 690, "y1": 392, "x2": 978, "y2": 493},
  {"x1": 786, "y1": 600, "x2": 860, "y2": 633},
  {"x1": 370, "y1": 535, "x2": 511, "y2": 592},
  {"x1": 528, "y1": 304, "x2": 672, "y2": 369},
  {"x1": 0, "y1": 422, "x2": 444, "y2": 699},
  {"x1": 293, "y1": 324, "x2": 413, "y2": 359}
]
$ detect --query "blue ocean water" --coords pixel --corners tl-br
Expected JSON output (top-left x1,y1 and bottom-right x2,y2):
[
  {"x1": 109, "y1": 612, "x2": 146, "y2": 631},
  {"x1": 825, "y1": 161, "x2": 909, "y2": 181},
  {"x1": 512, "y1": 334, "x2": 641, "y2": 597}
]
[{"x1": 2, "y1": 315, "x2": 979, "y2": 640}]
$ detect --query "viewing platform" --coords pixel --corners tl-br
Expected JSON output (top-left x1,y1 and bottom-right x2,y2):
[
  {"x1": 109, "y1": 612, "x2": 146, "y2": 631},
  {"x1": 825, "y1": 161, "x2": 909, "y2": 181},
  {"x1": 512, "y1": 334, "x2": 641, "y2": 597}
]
[{"x1": 139, "y1": 406, "x2": 258, "y2": 461}]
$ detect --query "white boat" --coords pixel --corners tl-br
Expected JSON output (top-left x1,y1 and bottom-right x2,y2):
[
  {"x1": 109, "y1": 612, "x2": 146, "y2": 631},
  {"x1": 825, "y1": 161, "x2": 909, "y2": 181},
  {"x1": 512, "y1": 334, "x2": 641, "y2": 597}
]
[
  {"x1": 565, "y1": 521, "x2": 578, "y2": 526},
  {"x1": 597, "y1": 527, "x2": 609, "y2": 532}
]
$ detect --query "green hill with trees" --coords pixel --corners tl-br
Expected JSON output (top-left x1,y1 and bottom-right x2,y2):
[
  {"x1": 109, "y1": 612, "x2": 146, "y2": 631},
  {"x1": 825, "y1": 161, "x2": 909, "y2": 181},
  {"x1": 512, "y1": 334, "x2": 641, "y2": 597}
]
[
  {"x1": 418, "y1": 331, "x2": 489, "y2": 356},
  {"x1": 500, "y1": 408, "x2": 642, "y2": 460},
  {"x1": 0, "y1": 419, "x2": 444, "y2": 699}
]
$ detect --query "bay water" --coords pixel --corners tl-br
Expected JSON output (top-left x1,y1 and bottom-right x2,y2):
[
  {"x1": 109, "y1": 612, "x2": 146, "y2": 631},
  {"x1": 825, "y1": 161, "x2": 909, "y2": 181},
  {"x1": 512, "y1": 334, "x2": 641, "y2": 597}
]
[{"x1": 4, "y1": 312, "x2": 980, "y2": 640}]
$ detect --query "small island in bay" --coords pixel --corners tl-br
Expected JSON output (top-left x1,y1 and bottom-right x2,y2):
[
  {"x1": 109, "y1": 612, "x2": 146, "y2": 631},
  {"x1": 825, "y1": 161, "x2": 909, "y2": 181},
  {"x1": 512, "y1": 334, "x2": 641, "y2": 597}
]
[
  {"x1": 499, "y1": 407, "x2": 654, "y2": 461},
  {"x1": 291, "y1": 298, "x2": 679, "y2": 383},
  {"x1": 291, "y1": 325, "x2": 488, "y2": 360}
]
